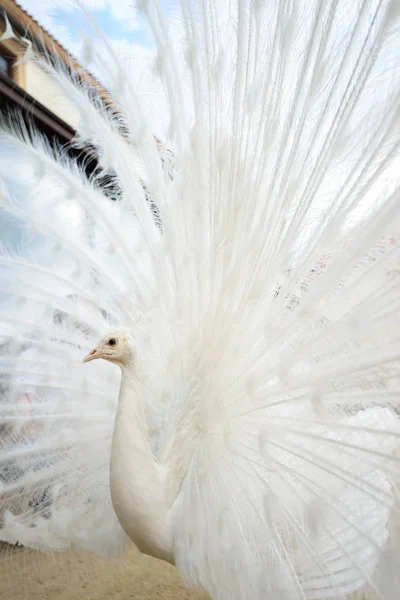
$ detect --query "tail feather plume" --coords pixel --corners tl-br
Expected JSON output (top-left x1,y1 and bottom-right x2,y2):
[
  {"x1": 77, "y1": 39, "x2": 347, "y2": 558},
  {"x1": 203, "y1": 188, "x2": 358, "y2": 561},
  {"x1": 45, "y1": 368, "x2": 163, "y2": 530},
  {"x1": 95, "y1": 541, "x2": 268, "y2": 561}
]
[{"x1": 0, "y1": 1, "x2": 400, "y2": 598}]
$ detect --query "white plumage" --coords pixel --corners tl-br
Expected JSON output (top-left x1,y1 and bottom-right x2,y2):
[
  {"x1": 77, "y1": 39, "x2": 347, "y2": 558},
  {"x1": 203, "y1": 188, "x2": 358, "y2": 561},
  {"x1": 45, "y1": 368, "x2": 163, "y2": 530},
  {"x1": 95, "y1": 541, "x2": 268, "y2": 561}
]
[{"x1": 0, "y1": 0, "x2": 400, "y2": 598}]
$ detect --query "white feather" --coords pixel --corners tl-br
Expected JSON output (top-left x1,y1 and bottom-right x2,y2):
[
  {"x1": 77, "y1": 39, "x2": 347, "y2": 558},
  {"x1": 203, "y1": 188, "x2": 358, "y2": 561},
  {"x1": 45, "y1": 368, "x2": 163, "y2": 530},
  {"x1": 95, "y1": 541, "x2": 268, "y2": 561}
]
[{"x1": 0, "y1": 0, "x2": 400, "y2": 598}]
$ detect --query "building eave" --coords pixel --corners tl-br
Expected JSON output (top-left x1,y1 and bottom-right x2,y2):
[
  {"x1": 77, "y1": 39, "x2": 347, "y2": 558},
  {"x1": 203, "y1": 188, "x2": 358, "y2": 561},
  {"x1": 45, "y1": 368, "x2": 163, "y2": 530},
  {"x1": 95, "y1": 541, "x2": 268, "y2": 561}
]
[{"x1": 0, "y1": 0, "x2": 114, "y2": 106}]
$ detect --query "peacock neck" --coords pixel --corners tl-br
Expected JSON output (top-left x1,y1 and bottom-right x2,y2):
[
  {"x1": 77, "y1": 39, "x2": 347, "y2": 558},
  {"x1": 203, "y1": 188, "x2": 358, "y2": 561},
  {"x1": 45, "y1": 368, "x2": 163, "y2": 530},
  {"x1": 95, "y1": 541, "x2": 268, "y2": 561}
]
[{"x1": 110, "y1": 362, "x2": 173, "y2": 563}]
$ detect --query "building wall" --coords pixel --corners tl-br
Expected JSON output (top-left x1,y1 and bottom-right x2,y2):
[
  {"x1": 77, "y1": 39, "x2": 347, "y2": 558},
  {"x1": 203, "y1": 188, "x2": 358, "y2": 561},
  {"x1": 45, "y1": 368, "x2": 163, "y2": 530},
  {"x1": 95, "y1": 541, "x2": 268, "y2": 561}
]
[{"x1": 24, "y1": 61, "x2": 80, "y2": 129}]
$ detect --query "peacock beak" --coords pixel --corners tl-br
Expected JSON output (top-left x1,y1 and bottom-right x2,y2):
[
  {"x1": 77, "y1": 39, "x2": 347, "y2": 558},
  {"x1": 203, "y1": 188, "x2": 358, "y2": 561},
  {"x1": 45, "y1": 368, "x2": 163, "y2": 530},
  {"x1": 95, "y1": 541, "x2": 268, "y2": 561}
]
[{"x1": 82, "y1": 348, "x2": 100, "y2": 363}]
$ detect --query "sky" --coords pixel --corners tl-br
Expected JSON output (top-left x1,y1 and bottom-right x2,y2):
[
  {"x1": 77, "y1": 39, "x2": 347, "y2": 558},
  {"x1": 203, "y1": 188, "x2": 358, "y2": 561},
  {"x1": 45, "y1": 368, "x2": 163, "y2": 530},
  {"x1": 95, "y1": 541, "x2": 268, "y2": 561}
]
[{"x1": 17, "y1": 0, "x2": 155, "y2": 58}]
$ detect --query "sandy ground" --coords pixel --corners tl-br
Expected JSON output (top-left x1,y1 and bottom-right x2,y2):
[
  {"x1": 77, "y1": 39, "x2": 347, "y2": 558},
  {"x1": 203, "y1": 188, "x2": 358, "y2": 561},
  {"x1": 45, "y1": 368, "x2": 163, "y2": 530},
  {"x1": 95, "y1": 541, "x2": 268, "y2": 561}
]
[{"x1": 0, "y1": 542, "x2": 209, "y2": 600}]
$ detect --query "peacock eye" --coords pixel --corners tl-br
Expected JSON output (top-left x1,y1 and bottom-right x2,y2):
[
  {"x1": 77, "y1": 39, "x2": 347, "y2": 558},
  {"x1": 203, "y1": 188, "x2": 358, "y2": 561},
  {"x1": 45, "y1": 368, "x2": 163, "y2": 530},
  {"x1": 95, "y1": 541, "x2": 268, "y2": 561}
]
[{"x1": 107, "y1": 338, "x2": 117, "y2": 346}]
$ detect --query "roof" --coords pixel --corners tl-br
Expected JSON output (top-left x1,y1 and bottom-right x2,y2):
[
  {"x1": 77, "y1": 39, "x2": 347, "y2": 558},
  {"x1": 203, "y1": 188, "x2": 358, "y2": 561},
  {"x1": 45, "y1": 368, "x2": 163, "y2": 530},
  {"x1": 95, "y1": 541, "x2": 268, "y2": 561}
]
[
  {"x1": 0, "y1": 1, "x2": 164, "y2": 175},
  {"x1": 0, "y1": 1, "x2": 106, "y2": 180},
  {"x1": 0, "y1": 0, "x2": 113, "y2": 105}
]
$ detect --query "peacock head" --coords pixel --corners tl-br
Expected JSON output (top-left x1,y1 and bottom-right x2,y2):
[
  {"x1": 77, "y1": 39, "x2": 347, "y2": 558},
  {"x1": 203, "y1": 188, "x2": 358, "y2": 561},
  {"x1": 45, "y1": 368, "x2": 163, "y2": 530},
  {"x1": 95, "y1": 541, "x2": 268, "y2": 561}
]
[{"x1": 82, "y1": 329, "x2": 134, "y2": 367}]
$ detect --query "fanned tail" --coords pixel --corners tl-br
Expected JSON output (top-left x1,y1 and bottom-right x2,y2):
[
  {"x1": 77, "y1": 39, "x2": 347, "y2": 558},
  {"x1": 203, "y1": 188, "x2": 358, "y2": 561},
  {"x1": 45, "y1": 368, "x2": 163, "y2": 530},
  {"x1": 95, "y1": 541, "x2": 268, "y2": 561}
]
[{"x1": 0, "y1": 1, "x2": 400, "y2": 599}]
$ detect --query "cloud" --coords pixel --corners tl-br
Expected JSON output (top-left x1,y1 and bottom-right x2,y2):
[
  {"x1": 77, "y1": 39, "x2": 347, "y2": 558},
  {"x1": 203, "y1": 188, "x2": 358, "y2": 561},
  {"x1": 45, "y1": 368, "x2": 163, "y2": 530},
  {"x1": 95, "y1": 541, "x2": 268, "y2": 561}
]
[
  {"x1": 74, "y1": 0, "x2": 140, "y2": 30},
  {"x1": 17, "y1": 1, "x2": 142, "y2": 54}
]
